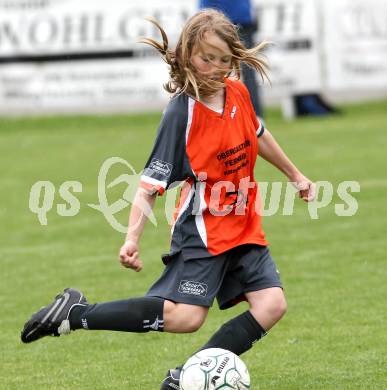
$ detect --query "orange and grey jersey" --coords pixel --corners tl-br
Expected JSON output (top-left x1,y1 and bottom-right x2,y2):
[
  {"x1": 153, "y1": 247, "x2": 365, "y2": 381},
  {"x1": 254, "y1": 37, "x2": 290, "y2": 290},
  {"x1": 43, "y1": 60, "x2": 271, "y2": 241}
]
[{"x1": 140, "y1": 78, "x2": 267, "y2": 259}]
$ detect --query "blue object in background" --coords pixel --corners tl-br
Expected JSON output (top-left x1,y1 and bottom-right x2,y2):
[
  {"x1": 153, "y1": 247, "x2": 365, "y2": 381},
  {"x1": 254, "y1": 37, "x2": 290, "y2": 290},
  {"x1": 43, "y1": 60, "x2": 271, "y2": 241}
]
[{"x1": 199, "y1": 0, "x2": 254, "y2": 25}]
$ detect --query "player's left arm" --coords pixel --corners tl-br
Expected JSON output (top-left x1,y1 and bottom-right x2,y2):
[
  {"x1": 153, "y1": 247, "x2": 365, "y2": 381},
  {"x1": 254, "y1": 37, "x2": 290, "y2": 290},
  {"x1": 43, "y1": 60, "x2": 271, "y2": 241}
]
[{"x1": 258, "y1": 129, "x2": 316, "y2": 202}]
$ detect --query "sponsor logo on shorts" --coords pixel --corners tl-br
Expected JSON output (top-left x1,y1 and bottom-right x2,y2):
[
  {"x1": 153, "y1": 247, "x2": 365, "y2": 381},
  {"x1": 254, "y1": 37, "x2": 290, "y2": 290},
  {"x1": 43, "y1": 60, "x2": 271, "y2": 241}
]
[
  {"x1": 178, "y1": 280, "x2": 208, "y2": 297},
  {"x1": 148, "y1": 158, "x2": 172, "y2": 179}
]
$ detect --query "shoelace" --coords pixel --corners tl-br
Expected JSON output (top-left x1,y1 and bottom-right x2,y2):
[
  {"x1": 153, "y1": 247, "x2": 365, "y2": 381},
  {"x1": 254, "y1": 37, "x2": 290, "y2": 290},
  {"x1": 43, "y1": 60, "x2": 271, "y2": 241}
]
[{"x1": 57, "y1": 320, "x2": 71, "y2": 335}]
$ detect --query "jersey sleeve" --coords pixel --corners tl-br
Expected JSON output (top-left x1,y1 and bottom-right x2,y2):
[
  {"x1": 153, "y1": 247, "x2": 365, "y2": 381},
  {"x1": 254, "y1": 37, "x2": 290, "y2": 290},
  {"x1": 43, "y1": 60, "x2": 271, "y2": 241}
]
[
  {"x1": 140, "y1": 96, "x2": 190, "y2": 196},
  {"x1": 236, "y1": 80, "x2": 265, "y2": 138}
]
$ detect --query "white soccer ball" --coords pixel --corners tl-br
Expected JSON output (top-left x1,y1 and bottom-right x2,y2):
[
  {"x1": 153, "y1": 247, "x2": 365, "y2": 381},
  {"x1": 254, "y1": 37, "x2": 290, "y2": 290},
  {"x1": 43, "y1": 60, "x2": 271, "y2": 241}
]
[{"x1": 180, "y1": 348, "x2": 250, "y2": 390}]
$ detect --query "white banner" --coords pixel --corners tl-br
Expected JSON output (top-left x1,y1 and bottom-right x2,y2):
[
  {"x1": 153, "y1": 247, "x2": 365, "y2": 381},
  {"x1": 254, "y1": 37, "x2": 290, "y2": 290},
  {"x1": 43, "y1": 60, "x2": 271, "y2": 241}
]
[
  {"x1": 0, "y1": 59, "x2": 170, "y2": 113},
  {"x1": 0, "y1": 0, "x2": 194, "y2": 55},
  {"x1": 0, "y1": 0, "x2": 321, "y2": 113},
  {"x1": 322, "y1": 0, "x2": 387, "y2": 89},
  {"x1": 0, "y1": 0, "x2": 386, "y2": 115},
  {"x1": 0, "y1": 0, "x2": 190, "y2": 113},
  {"x1": 253, "y1": 0, "x2": 321, "y2": 94}
]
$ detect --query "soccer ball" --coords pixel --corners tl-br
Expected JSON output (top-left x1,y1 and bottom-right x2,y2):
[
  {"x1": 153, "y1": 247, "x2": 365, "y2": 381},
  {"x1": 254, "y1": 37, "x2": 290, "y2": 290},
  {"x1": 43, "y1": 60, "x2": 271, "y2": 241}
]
[{"x1": 180, "y1": 348, "x2": 250, "y2": 390}]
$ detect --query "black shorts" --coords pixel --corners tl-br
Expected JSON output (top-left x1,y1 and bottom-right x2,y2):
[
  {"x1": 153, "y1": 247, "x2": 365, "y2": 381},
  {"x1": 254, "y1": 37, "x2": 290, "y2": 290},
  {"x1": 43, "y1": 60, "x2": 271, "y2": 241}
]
[{"x1": 146, "y1": 244, "x2": 282, "y2": 310}]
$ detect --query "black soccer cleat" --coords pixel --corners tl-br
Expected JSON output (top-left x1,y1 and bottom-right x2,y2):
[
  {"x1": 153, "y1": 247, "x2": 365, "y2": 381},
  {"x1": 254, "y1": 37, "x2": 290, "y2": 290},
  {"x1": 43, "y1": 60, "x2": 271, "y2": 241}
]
[
  {"x1": 21, "y1": 288, "x2": 87, "y2": 343},
  {"x1": 160, "y1": 367, "x2": 182, "y2": 390}
]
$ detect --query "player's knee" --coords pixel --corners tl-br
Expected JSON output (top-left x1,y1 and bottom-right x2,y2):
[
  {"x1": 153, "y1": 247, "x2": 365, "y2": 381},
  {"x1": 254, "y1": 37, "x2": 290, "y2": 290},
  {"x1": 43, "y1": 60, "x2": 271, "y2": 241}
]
[
  {"x1": 163, "y1": 301, "x2": 208, "y2": 333},
  {"x1": 266, "y1": 288, "x2": 287, "y2": 322},
  {"x1": 184, "y1": 314, "x2": 206, "y2": 333},
  {"x1": 249, "y1": 289, "x2": 287, "y2": 325},
  {"x1": 271, "y1": 294, "x2": 287, "y2": 322},
  {"x1": 180, "y1": 306, "x2": 208, "y2": 332}
]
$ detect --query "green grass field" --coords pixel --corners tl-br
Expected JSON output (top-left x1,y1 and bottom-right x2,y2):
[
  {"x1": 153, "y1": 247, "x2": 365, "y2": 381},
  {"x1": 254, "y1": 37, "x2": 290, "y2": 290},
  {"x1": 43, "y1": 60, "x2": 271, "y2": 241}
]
[{"x1": 1, "y1": 100, "x2": 386, "y2": 389}]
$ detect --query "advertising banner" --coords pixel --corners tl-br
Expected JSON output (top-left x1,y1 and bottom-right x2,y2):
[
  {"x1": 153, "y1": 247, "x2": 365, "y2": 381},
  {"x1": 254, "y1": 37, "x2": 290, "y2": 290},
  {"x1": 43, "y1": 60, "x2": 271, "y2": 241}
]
[
  {"x1": 0, "y1": 0, "x2": 193, "y2": 113},
  {"x1": 253, "y1": 0, "x2": 321, "y2": 94},
  {"x1": 322, "y1": 0, "x2": 387, "y2": 89},
  {"x1": 0, "y1": 0, "x2": 193, "y2": 55},
  {"x1": 0, "y1": 0, "x2": 386, "y2": 114},
  {"x1": 0, "y1": 59, "x2": 169, "y2": 113}
]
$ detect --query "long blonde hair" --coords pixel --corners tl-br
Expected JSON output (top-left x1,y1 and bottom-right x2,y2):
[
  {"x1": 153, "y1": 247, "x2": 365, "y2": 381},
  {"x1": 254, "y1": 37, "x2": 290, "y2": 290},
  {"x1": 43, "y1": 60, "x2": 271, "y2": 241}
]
[{"x1": 140, "y1": 9, "x2": 269, "y2": 99}]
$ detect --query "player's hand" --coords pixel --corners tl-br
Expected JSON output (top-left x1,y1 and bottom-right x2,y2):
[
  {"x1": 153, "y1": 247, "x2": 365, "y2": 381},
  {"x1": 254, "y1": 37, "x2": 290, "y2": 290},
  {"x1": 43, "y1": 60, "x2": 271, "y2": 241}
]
[
  {"x1": 119, "y1": 240, "x2": 143, "y2": 272},
  {"x1": 291, "y1": 174, "x2": 316, "y2": 202}
]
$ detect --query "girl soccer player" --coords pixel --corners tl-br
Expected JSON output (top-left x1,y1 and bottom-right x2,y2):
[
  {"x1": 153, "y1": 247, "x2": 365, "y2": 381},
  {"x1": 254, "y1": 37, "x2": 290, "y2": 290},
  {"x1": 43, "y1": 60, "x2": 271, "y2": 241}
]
[{"x1": 21, "y1": 9, "x2": 315, "y2": 389}]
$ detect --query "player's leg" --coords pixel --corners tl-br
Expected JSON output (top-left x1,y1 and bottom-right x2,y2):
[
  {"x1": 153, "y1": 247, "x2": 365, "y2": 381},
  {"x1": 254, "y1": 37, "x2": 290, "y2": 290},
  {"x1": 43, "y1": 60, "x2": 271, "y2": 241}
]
[
  {"x1": 196, "y1": 245, "x2": 284, "y2": 355},
  {"x1": 69, "y1": 246, "x2": 212, "y2": 335},
  {"x1": 163, "y1": 300, "x2": 208, "y2": 333},
  {"x1": 21, "y1": 289, "x2": 168, "y2": 343},
  {"x1": 68, "y1": 296, "x2": 209, "y2": 334},
  {"x1": 245, "y1": 287, "x2": 287, "y2": 331},
  {"x1": 147, "y1": 249, "x2": 229, "y2": 333},
  {"x1": 160, "y1": 288, "x2": 286, "y2": 390},
  {"x1": 157, "y1": 251, "x2": 229, "y2": 389},
  {"x1": 69, "y1": 298, "x2": 209, "y2": 334},
  {"x1": 21, "y1": 291, "x2": 209, "y2": 344},
  {"x1": 195, "y1": 305, "x2": 268, "y2": 356},
  {"x1": 21, "y1": 251, "x2": 223, "y2": 343},
  {"x1": 160, "y1": 246, "x2": 284, "y2": 389}
]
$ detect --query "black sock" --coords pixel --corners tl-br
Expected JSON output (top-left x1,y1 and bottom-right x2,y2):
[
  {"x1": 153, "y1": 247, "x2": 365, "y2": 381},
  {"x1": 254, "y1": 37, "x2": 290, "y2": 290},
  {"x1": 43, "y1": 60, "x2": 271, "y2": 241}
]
[
  {"x1": 69, "y1": 297, "x2": 164, "y2": 333},
  {"x1": 198, "y1": 311, "x2": 267, "y2": 356}
]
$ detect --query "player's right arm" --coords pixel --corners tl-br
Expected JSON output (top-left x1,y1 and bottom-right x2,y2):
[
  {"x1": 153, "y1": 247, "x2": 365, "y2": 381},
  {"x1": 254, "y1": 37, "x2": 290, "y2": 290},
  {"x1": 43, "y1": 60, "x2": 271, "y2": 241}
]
[
  {"x1": 120, "y1": 96, "x2": 189, "y2": 271},
  {"x1": 119, "y1": 187, "x2": 157, "y2": 272}
]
